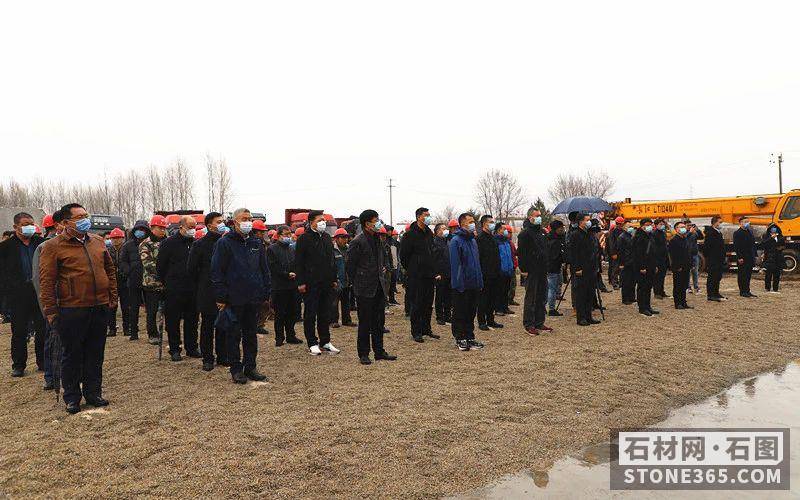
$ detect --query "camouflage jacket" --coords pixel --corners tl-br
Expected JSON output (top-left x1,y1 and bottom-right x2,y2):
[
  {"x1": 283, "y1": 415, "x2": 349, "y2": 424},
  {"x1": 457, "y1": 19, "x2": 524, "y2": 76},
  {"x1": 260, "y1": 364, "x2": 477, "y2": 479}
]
[{"x1": 139, "y1": 237, "x2": 164, "y2": 291}]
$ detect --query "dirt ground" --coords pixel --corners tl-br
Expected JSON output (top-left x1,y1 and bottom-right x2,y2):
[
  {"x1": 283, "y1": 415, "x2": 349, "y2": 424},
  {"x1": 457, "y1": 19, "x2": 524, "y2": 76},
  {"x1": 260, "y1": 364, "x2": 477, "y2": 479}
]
[{"x1": 1, "y1": 274, "x2": 798, "y2": 499}]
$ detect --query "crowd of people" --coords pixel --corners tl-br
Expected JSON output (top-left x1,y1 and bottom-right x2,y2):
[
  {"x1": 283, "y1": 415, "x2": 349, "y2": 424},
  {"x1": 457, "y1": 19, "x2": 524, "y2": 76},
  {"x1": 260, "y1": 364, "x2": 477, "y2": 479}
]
[{"x1": 0, "y1": 203, "x2": 788, "y2": 414}]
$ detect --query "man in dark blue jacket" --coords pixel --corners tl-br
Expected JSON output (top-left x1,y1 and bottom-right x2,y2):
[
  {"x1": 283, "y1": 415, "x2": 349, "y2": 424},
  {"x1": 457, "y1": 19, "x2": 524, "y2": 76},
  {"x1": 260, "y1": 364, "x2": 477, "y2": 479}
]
[
  {"x1": 118, "y1": 219, "x2": 149, "y2": 340},
  {"x1": 211, "y1": 208, "x2": 271, "y2": 384},
  {"x1": 476, "y1": 214, "x2": 503, "y2": 331},
  {"x1": 432, "y1": 223, "x2": 451, "y2": 325},
  {"x1": 632, "y1": 218, "x2": 659, "y2": 316},
  {"x1": 733, "y1": 216, "x2": 758, "y2": 298},
  {"x1": 266, "y1": 225, "x2": 303, "y2": 347},
  {"x1": 449, "y1": 213, "x2": 484, "y2": 351},
  {"x1": 399, "y1": 207, "x2": 441, "y2": 342},
  {"x1": 668, "y1": 221, "x2": 692, "y2": 309}
]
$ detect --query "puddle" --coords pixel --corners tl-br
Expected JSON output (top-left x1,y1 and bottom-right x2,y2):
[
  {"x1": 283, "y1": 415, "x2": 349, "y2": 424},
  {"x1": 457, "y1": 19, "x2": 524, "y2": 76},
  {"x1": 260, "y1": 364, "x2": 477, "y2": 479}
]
[{"x1": 453, "y1": 361, "x2": 800, "y2": 499}]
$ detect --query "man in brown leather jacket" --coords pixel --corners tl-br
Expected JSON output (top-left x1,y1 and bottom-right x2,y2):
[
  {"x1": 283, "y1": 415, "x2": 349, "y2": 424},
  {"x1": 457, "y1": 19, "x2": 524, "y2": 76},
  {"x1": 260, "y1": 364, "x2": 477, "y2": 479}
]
[{"x1": 39, "y1": 203, "x2": 118, "y2": 414}]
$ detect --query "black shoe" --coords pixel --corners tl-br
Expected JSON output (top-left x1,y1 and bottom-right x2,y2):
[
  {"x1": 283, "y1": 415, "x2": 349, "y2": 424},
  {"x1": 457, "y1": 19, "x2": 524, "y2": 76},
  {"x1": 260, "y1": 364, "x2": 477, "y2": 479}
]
[
  {"x1": 186, "y1": 350, "x2": 202, "y2": 359},
  {"x1": 286, "y1": 337, "x2": 303, "y2": 345},
  {"x1": 747, "y1": 293, "x2": 758, "y2": 298},
  {"x1": 708, "y1": 297, "x2": 723, "y2": 302},
  {"x1": 639, "y1": 310, "x2": 653, "y2": 317},
  {"x1": 11, "y1": 368, "x2": 23, "y2": 377},
  {"x1": 232, "y1": 372, "x2": 248, "y2": 384},
  {"x1": 257, "y1": 327, "x2": 269, "y2": 335},
  {"x1": 412, "y1": 336, "x2": 425, "y2": 343},
  {"x1": 683, "y1": 304, "x2": 694, "y2": 309},
  {"x1": 675, "y1": 304, "x2": 687, "y2": 310},
  {"x1": 43, "y1": 379, "x2": 55, "y2": 390},
  {"x1": 649, "y1": 309, "x2": 660, "y2": 315},
  {"x1": 548, "y1": 309, "x2": 563, "y2": 317},
  {"x1": 244, "y1": 369, "x2": 267, "y2": 381},
  {"x1": 359, "y1": 356, "x2": 372, "y2": 365},
  {"x1": 495, "y1": 311, "x2": 506, "y2": 317},
  {"x1": 382, "y1": 327, "x2": 390, "y2": 334},
  {"x1": 85, "y1": 396, "x2": 109, "y2": 407},
  {"x1": 170, "y1": 352, "x2": 182, "y2": 362},
  {"x1": 509, "y1": 300, "x2": 520, "y2": 306},
  {"x1": 375, "y1": 351, "x2": 397, "y2": 361},
  {"x1": 577, "y1": 320, "x2": 591, "y2": 326},
  {"x1": 468, "y1": 339, "x2": 485, "y2": 349},
  {"x1": 457, "y1": 340, "x2": 471, "y2": 351},
  {"x1": 217, "y1": 360, "x2": 231, "y2": 367},
  {"x1": 342, "y1": 322, "x2": 358, "y2": 327},
  {"x1": 424, "y1": 332, "x2": 441, "y2": 339},
  {"x1": 478, "y1": 324, "x2": 490, "y2": 331},
  {"x1": 202, "y1": 362, "x2": 214, "y2": 372},
  {"x1": 589, "y1": 319, "x2": 602, "y2": 324},
  {"x1": 275, "y1": 340, "x2": 284, "y2": 347},
  {"x1": 436, "y1": 319, "x2": 446, "y2": 325},
  {"x1": 622, "y1": 301, "x2": 636, "y2": 305},
  {"x1": 106, "y1": 331, "x2": 117, "y2": 337},
  {"x1": 148, "y1": 336, "x2": 159, "y2": 345},
  {"x1": 66, "y1": 402, "x2": 81, "y2": 414},
  {"x1": 488, "y1": 322, "x2": 504, "y2": 329},
  {"x1": 129, "y1": 334, "x2": 139, "y2": 341}
]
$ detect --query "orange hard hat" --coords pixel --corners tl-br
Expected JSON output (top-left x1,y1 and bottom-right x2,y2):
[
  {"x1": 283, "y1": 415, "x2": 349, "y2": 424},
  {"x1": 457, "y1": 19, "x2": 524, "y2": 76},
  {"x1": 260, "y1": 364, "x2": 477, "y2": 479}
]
[
  {"x1": 334, "y1": 228, "x2": 349, "y2": 237},
  {"x1": 448, "y1": 219, "x2": 458, "y2": 228},
  {"x1": 505, "y1": 225, "x2": 514, "y2": 232},
  {"x1": 614, "y1": 216, "x2": 625, "y2": 224},
  {"x1": 109, "y1": 228, "x2": 125, "y2": 238},
  {"x1": 295, "y1": 227, "x2": 305, "y2": 236},
  {"x1": 149, "y1": 215, "x2": 168, "y2": 228},
  {"x1": 378, "y1": 226, "x2": 387, "y2": 234},
  {"x1": 42, "y1": 214, "x2": 55, "y2": 228},
  {"x1": 252, "y1": 220, "x2": 267, "y2": 231}
]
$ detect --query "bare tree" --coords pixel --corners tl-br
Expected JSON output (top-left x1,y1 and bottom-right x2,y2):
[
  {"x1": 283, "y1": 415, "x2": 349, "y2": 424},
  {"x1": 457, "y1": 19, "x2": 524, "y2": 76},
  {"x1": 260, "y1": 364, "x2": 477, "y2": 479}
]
[
  {"x1": 216, "y1": 157, "x2": 232, "y2": 214},
  {"x1": 473, "y1": 169, "x2": 528, "y2": 219},
  {"x1": 206, "y1": 153, "x2": 217, "y2": 212},
  {"x1": 433, "y1": 204, "x2": 457, "y2": 224},
  {"x1": 547, "y1": 170, "x2": 616, "y2": 204}
]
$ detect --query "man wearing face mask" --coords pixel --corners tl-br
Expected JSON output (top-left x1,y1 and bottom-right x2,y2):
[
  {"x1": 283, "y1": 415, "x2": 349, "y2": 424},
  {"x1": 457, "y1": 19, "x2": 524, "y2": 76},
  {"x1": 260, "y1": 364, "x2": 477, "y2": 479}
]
[
  {"x1": 266, "y1": 225, "x2": 303, "y2": 347},
  {"x1": 632, "y1": 218, "x2": 659, "y2": 316},
  {"x1": 545, "y1": 220, "x2": 566, "y2": 316},
  {"x1": 703, "y1": 215, "x2": 727, "y2": 301},
  {"x1": 157, "y1": 215, "x2": 201, "y2": 361},
  {"x1": 294, "y1": 210, "x2": 341, "y2": 355},
  {"x1": 668, "y1": 221, "x2": 692, "y2": 309},
  {"x1": 399, "y1": 207, "x2": 441, "y2": 342},
  {"x1": 39, "y1": 204, "x2": 118, "y2": 414},
  {"x1": 686, "y1": 222, "x2": 703, "y2": 295},
  {"x1": 187, "y1": 212, "x2": 229, "y2": 371},
  {"x1": 105, "y1": 227, "x2": 127, "y2": 337},
  {"x1": 449, "y1": 213, "x2": 484, "y2": 351},
  {"x1": 0, "y1": 212, "x2": 46, "y2": 377},
  {"x1": 211, "y1": 208, "x2": 271, "y2": 383},
  {"x1": 476, "y1": 214, "x2": 503, "y2": 331},
  {"x1": 761, "y1": 224, "x2": 785, "y2": 293},
  {"x1": 432, "y1": 223, "x2": 452, "y2": 325},
  {"x1": 733, "y1": 216, "x2": 758, "y2": 298},
  {"x1": 617, "y1": 222, "x2": 637, "y2": 305},
  {"x1": 517, "y1": 208, "x2": 551, "y2": 334},
  {"x1": 651, "y1": 219, "x2": 670, "y2": 299},
  {"x1": 140, "y1": 215, "x2": 168, "y2": 344},
  {"x1": 330, "y1": 228, "x2": 355, "y2": 329},
  {"x1": 567, "y1": 214, "x2": 599, "y2": 326},
  {"x1": 119, "y1": 219, "x2": 149, "y2": 340}
]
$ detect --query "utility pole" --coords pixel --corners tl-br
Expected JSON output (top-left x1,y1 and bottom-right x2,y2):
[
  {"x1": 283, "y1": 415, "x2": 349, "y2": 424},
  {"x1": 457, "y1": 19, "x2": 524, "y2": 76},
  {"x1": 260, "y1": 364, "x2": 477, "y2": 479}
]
[
  {"x1": 387, "y1": 178, "x2": 395, "y2": 225},
  {"x1": 771, "y1": 152, "x2": 784, "y2": 194}
]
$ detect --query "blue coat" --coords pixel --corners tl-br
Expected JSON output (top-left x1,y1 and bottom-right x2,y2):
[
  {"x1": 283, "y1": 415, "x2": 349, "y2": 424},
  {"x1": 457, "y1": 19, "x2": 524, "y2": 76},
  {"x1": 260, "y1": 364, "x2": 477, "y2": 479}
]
[
  {"x1": 211, "y1": 231, "x2": 271, "y2": 306},
  {"x1": 497, "y1": 236, "x2": 514, "y2": 277},
  {"x1": 449, "y1": 229, "x2": 484, "y2": 292}
]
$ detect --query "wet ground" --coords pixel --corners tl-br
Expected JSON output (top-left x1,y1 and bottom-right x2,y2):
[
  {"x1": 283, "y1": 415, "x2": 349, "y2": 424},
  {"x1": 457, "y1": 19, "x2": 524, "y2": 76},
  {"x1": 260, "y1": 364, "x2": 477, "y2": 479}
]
[{"x1": 453, "y1": 361, "x2": 800, "y2": 499}]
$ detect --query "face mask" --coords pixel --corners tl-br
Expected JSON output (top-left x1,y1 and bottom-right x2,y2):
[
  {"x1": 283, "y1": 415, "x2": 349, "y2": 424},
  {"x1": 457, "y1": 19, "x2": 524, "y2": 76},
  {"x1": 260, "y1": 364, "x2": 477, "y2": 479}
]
[
  {"x1": 533, "y1": 216, "x2": 542, "y2": 225},
  {"x1": 570, "y1": 223, "x2": 578, "y2": 228},
  {"x1": 238, "y1": 221, "x2": 253, "y2": 234},
  {"x1": 743, "y1": 222, "x2": 750, "y2": 228},
  {"x1": 185, "y1": 229, "x2": 196, "y2": 238},
  {"x1": 289, "y1": 242, "x2": 296, "y2": 248},
  {"x1": 678, "y1": 227, "x2": 687, "y2": 235},
  {"x1": 442, "y1": 230, "x2": 449, "y2": 238},
  {"x1": 487, "y1": 222, "x2": 496, "y2": 232},
  {"x1": 374, "y1": 220, "x2": 384, "y2": 231},
  {"x1": 643, "y1": 225, "x2": 653, "y2": 233},
  {"x1": 315, "y1": 220, "x2": 327, "y2": 232},
  {"x1": 771, "y1": 228, "x2": 778, "y2": 234},
  {"x1": 134, "y1": 229, "x2": 146, "y2": 239},
  {"x1": 281, "y1": 237, "x2": 292, "y2": 245},
  {"x1": 75, "y1": 217, "x2": 92, "y2": 233},
  {"x1": 503, "y1": 230, "x2": 509, "y2": 237},
  {"x1": 423, "y1": 216, "x2": 433, "y2": 226},
  {"x1": 468, "y1": 222, "x2": 476, "y2": 232},
  {"x1": 658, "y1": 225, "x2": 665, "y2": 231},
  {"x1": 21, "y1": 225, "x2": 36, "y2": 237},
  {"x1": 216, "y1": 223, "x2": 227, "y2": 233},
  {"x1": 626, "y1": 227, "x2": 635, "y2": 234},
  {"x1": 105, "y1": 239, "x2": 112, "y2": 247}
]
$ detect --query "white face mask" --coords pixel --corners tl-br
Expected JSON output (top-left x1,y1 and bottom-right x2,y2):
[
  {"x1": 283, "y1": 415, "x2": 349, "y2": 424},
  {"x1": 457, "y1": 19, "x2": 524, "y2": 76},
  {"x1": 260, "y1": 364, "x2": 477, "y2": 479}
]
[
  {"x1": 238, "y1": 221, "x2": 253, "y2": 234},
  {"x1": 185, "y1": 228, "x2": 196, "y2": 238},
  {"x1": 442, "y1": 230, "x2": 449, "y2": 238},
  {"x1": 315, "y1": 220, "x2": 327, "y2": 233}
]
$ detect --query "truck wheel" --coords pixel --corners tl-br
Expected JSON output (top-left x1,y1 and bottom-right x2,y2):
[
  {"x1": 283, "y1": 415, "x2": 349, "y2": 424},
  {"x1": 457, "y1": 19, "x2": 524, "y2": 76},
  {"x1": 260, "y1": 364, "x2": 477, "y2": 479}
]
[{"x1": 783, "y1": 250, "x2": 799, "y2": 275}]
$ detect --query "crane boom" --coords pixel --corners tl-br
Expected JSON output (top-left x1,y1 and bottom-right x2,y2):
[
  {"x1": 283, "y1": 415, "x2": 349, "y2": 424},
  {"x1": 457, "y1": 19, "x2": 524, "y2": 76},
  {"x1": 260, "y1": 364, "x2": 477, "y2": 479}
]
[{"x1": 610, "y1": 192, "x2": 793, "y2": 224}]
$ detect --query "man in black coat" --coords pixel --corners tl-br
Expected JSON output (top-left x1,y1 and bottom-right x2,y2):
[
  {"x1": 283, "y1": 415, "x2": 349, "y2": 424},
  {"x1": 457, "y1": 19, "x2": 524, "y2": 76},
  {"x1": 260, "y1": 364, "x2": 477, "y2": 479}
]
[
  {"x1": 545, "y1": 220, "x2": 565, "y2": 316},
  {"x1": 703, "y1": 215, "x2": 727, "y2": 301},
  {"x1": 399, "y1": 207, "x2": 441, "y2": 342},
  {"x1": 475, "y1": 214, "x2": 503, "y2": 331},
  {"x1": 616, "y1": 223, "x2": 636, "y2": 304},
  {"x1": 118, "y1": 219, "x2": 149, "y2": 340},
  {"x1": 651, "y1": 218, "x2": 670, "y2": 299},
  {"x1": 156, "y1": 215, "x2": 200, "y2": 361},
  {"x1": 733, "y1": 216, "x2": 758, "y2": 298},
  {"x1": 187, "y1": 212, "x2": 228, "y2": 371},
  {"x1": 517, "y1": 208, "x2": 550, "y2": 334},
  {"x1": 567, "y1": 214, "x2": 599, "y2": 326},
  {"x1": 632, "y1": 218, "x2": 659, "y2": 316},
  {"x1": 294, "y1": 210, "x2": 340, "y2": 355},
  {"x1": 668, "y1": 221, "x2": 692, "y2": 309},
  {"x1": 266, "y1": 225, "x2": 303, "y2": 347},
  {"x1": 347, "y1": 209, "x2": 397, "y2": 365},
  {"x1": 0, "y1": 212, "x2": 45, "y2": 377},
  {"x1": 432, "y1": 223, "x2": 452, "y2": 325},
  {"x1": 761, "y1": 224, "x2": 785, "y2": 292},
  {"x1": 607, "y1": 217, "x2": 625, "y2": 289}
]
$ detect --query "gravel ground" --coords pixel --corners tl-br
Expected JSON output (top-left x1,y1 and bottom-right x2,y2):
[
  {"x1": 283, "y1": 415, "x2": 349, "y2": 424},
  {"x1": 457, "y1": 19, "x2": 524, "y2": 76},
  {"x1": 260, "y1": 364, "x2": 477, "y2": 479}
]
[{"x1": 1, "y1": 276, "x2": 798, "y2": 499}]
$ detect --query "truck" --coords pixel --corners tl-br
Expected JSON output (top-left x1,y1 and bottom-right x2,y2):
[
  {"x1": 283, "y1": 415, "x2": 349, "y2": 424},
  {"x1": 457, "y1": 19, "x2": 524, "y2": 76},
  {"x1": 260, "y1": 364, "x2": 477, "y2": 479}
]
[
  {"x1": 278, "y1": 208, "x2": 339, "y2": 236},
  {"x1": 609, "y1": 189, "x2": 800, "y2": 274},
  {"x1": 89, "y1": 213, "x2": 125, "y2": 235},
  {"x1": 154, "y1": 210, "x2": 205, "y2": 235}
]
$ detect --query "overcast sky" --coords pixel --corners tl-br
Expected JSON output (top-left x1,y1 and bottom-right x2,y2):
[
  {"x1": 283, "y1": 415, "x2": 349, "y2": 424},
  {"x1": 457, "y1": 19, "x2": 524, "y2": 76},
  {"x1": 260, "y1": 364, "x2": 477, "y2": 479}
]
[{"x1": 2, "y1": 1, "x2": 799, "y2": 224}]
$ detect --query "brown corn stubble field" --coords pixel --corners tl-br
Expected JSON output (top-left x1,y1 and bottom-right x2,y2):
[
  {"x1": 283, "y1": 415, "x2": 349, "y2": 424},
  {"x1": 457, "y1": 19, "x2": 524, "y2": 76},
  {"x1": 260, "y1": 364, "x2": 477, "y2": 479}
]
[{"x1": 1, "y1": 275, "x2": 799, "y2": 499}]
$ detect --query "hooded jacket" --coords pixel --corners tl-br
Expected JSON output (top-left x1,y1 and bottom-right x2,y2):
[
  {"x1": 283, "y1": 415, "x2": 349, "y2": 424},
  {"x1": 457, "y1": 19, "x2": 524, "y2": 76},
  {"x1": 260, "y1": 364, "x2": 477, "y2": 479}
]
[
  {"x1": 761, "y1": 225, "x2": 785, "y2": 269},
  {"x1": 476, "y1": 230, "x2": 501, "y2": 279},
  {"x1": 449, "y1": 228, "x2": 483, "y2": 292},
  {"x1": 497, "y1": 234, "x2": 514, "y2": 277},
  {"x1": 211, "y1": 230, "x2": 271, "y2": 306},
  {"x1": 517, "y1": 219, "x2": 548, "y2": 275},
  {"x1": 186, "y1": 230, "x2": 222, "y2": 313},
  {"x1": 266, "y1": 239, "x2": 297, "y2": 291},
  {"x1": 400, "y1": 222, "x2": 436, "y2": 278}
]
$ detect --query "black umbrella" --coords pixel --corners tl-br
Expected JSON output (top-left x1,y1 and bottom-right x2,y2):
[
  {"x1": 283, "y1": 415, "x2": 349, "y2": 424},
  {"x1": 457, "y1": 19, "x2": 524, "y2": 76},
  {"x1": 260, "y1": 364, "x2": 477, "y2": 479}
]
[{"x1": 552, "y1": 196, "x2": 612, "y2": 215}]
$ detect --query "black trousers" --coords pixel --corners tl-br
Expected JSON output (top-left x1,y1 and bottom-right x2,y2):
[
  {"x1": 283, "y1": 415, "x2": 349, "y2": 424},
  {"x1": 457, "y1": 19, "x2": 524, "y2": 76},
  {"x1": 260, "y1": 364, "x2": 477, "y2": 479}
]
[
  {"x1": 58, "y1": 305, "x2": 107, "y2": 404},
  {"x1": 143, "y1": 289, "x2": 163, "y2": 339},
  {"x1": 302, "y1": 284, "x2": 333, "y2": 347},
  {"x1": 523, "y1": 272, "x2": 547, "y2": 329},
  {"x1": 164, "y1": 291, "x2": 199, "y2": 355},
  {"x1": 107, "y1": 280, "x2": 129, "y2": 334},
  {"x1": 451, "y1": 289, "x2": 479, "y2": 341},
  {"x1": 9, "y1": 285, "x2": 45, "y2": 372},
  {"x1": 477, "y1": 276, "x2": 498, "y2": 326},
  {"x1": 434, "y1": 280, "x2": 452, "y2": 322},
  {"x1": 227, "y1": 303, "x2": 258, "y2": 375},
  {"x1": 620, "y1": 266, "x2": 636, "y2": 303},
  {"x1": 495, "y1": 275, "x2": 511, "y2": 313},
  {"x1": 331, "y1": 286, "x2": 353, "y2": 325},
  {"x1": 389, "y1": 270, "x2": 398, "y2": 302},
  {"x1": 636, "y1": 271, "x2": 654, "y2": 312},
  {"x1": 765, "y1": 266, "x2": 782, "y2": 291},
  {"x1": 737, "y1": 260, "x2": 753, "y2": 295},
  {"x1": 609, "y1": 258, "x2": 621, "y2": 287},
  {"x1": 272, "y1": 289, "x2": 299, "y2": 343},
  {"x1": 706, "y1": 267, "x2": 723, "y2": 298},
  {"x1": 403, "y1": 278, "x2": 412, "y2": 315},
  {"x1": 128, "y1": 283, "x2": 143, "y2": 336},
  {"x1": 653, "y1": 265, "x2": 667, "y2": 296},
  {"x1": 672, "y1": 270, "x2": 689, "y2": 307},
  {"x1": 408, "y1": 276, "x2": 434, "y2": 337},
  {"x1": 356, "y1": 288, "x2": 385, "y2": 356},
  {"x1": 574, "y1": 273, "x2": 595, "y2": 323},
  {"x1": 199, "y1": 309, "x2": 226, "y2": 364}
]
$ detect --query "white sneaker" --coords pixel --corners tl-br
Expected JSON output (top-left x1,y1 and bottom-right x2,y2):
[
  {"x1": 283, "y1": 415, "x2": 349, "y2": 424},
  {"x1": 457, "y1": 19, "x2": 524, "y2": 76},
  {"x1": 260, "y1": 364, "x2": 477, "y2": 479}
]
[
  {"x1": 322, "y1": 342, "x2": 340, "y2": 354},
  {"x1": 769, "y1": 291, "x2": 781, "y2": 294},
  {"x1": 309, "y1": 344, "x2": 322, "y2": 356}
]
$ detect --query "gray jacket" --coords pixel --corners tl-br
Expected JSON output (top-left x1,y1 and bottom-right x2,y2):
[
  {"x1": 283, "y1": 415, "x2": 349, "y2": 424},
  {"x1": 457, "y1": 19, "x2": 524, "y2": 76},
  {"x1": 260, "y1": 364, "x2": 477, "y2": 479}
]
[{"x1": 346, "y1": 232, "x2": 387, "y2": 298}]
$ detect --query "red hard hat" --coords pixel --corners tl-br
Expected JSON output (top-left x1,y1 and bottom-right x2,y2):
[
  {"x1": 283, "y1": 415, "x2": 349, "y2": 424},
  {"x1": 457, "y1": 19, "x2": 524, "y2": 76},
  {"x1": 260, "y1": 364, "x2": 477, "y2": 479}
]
[
  {"x1": 252, "y1": 220, "x2": 267, "y2": 231},
  {"x1": 109, "y1": 228, "x2": 125, "y2": 238},
  {"x1": 378, "y1": 227, "x2": 387, "y2": 234},
  {"x1": 42, "y1": 214, "x2": 55, "y2": 228},
  {"x1": 615, "y1": 216, "x2": 625, "y2": 224},
  {"x1": 448, "y1": 219, "x2": 458, "y2": 228},
  {"x1": 334, "y1": 228, "x2": 348, "y2": 237},
  {"x1": 391, "y1": 230, "x2": 398, "y2": 236},
  {"x1": 294, "y1": 227, "x2": 305, "y2": 236},
  {"x1": 506, "y1": 225, "x2": 514, "y2": 232},
  {"x1": 149, "y1": 215, "x2": 168, "y2": 228},
  {"x1": 267, "y1": 229, "x2": 276, "y2": 236}
]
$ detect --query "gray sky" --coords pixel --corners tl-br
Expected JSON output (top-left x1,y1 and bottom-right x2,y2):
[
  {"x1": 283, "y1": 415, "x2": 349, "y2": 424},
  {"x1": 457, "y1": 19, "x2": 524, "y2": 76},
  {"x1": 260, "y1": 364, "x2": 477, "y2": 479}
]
[{"x1": 2, "y1": 1, "x2": 799, "y2": 224}]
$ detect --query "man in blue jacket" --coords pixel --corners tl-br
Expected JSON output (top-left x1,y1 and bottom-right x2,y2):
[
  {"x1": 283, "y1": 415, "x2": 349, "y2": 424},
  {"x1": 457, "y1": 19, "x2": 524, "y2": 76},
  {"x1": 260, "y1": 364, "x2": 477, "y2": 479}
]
[
  {"x1": 449, "y1": 213, "x2": 484, "y2": 352},
  {"x1": 211, "y1": 208, "x2": 271, "y2": 384}
]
